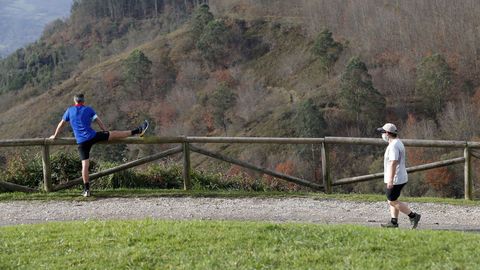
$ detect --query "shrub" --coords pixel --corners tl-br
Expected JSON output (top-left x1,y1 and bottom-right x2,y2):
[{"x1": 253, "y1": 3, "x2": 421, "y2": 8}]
[
  {"x1": 1, "y1": 152, "x2": 43, "y2": 188},
  {"x1": 95, "y1": 162, "x2": 183, "y2": 189},
  {"x1": 0, "y1": 154, "x2": 314, "y2": 192},
  {"x1": 50, "y1": 152, "x2": 98, "y2": 186},
  {"x1": 93, "y1": 161, "x2": 272, "y2": 191},
  {"x1": 192, "y1": 168, "x2": 267, "y2": 191},
  {"x1": 0, "y1": 151, "x2": 96, "y2": 189},
  {"x1": 144, "y1": 163, "x2": 183, "y2": 188},
  {"x1": 94, "y1": 161, "x2": 150, "y2": 189}
]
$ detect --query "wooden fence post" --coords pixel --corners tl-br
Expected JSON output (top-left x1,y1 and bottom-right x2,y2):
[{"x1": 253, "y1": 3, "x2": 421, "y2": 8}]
[
  {"x1": 321, "y1": 142, "x2": 332, "y2": 194},
  {"x1": 41, "y1": 145, "x2": 52, "y2": 192},
  {"x1": 464, "y1": 146, "x2": 473, "y2": 200},
  {"x1": 183, "y1": 142, "x2": 192, "y2": 190}
]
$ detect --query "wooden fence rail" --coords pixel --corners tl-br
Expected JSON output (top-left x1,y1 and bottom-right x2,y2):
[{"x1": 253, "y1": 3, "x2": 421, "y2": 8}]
[
  {"x1": 0, "y1": 136, "x2": 477, "y2": 200},
  {"x1": 333, "y1": 157, "x2": 466, "y2": 186}
]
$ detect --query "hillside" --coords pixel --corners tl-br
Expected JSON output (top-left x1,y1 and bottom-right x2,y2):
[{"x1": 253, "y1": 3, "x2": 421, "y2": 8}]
[
  {"x1": 0, "y1": 0, "x2": 72, "y2": 57},
  {"x1": 1, "y1": 0, "x2": 480, "y2": 198}
]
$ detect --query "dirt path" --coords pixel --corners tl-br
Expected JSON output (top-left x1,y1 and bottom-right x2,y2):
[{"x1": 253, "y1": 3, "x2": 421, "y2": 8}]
[{"x1": 1, "y1": 197, "x2": 480, "y2": 231}]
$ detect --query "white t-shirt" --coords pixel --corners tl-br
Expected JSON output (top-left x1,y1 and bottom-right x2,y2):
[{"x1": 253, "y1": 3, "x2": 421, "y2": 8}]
[{"x1": 384, "y1": 138, "x2": 408, "y2": 185}]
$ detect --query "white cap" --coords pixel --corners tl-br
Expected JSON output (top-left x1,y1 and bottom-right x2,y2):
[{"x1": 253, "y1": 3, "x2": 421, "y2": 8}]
[{"x1": 376, "y1": 123, "x2": 398, "y2": 134}]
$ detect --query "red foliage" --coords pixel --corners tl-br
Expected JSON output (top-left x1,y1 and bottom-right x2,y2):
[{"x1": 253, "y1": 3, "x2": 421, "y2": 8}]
[
  {"x1": 402, "y1": 113, "x2": 417, "y2": 139},
  {"x1": 103, "y1": 70, "x2": 121, "y2": 91},
  {"x1": 408, "y1": 148, "x2": 426, "y2": 166},
  {"x1": 275, "y1": 160, "x2": 295, "y2": 175},
  {"x1": 471, "y1": 87, "x2": 480, "y2": 106},
  {"x1": 404, "y1": 114, "x2": 426, "y2": 165},
  {"x1": 406, "y1": 113, "x2": 416, "y2": 126},
  {"x1": 151, "y1": 101, "x2": 177, "y2": 128},
  {"x1": 425, "y1": 167, "x2": 454, "y2": 192},
  {"x1": 263, "y1": 160, "x2": 300, "y2": 191},
  {"x1": 226, "y1": 165, "x2": 249, "y2": 178},
  {"x1": 202, "y1": 111, "x2": 215, "y2": 133},
  {"x1": 375, "y1": 50, "x2": 401, "y2": 66},
  {"x1": 213, "y1": 69, "x2": 236, "y2": 87}
]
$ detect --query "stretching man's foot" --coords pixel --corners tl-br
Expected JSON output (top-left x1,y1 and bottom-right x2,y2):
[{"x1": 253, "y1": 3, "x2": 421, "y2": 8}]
[
  {"x1": 131, "y1": 120, "x2": 149, "y2": 137},
  {"x1": 139, "y1": 120, "x2": 149, "y2": 137}
]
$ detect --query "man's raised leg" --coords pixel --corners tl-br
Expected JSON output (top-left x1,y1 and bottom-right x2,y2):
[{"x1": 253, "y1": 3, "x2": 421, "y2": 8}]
[
  {"x1": 108, "y1": 131, "x2": 132, "y2": 140},
  {"x1": 108, "y1": 120, "x2": 149, "y2": 140}
]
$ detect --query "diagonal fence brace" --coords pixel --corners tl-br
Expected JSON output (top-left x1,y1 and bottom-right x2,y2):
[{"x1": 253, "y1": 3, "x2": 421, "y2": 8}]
[
  {"x1": 53, "y1": 146, "x2": 183, "y2": 191},
  {"x1": 189, "y1": 145, "x2": 324, "y2": 191}
]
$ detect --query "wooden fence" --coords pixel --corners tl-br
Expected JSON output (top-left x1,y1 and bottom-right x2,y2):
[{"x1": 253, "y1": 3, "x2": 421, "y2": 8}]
[{"x1": 0, "y1": 136, "x2": 478, "y2": 200}]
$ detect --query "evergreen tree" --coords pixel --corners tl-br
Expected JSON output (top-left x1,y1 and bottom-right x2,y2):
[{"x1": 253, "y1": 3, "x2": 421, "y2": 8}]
[
  {"x1": 190, "y1": 4, "x2": 214, "y2": 39},
  {"x1": 294, "y1": 98, "x2": 327, "y2": 183},
  {"x1": 415, "y1": 53, "x2": 452, "y2": 119},
  {"x1": 339, "y1": 57, "x2": 385, "y2": 135},
  {"x1": 123, "y1": 49, "x2": 152, "y2": 91},
  {"x1": 295, "y1": 98, "x2": 327, "y2": 138},
  {"x1": 312, "y1": 29, "x2": 343, "y2": 71},
  {"x1": 210, "y1": 83, "x2": 237, "y2": 134},
  {"x1": 196, "y1": 19, "x2": 234, "y2": 66}
]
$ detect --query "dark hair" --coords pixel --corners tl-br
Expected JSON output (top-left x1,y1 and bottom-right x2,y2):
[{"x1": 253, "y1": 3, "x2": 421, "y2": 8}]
[
  {"x1": 74, "y1": 94, "x2": 85, "y2": 103},
  {"x1": 387, "y1": 132, "x2": 397, "y2": 138}
]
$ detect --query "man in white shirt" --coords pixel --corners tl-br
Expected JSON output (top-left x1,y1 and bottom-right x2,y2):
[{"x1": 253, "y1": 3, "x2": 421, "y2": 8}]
[{"x1": 377, "y1": 123, "x2": 421, "y2": 229}]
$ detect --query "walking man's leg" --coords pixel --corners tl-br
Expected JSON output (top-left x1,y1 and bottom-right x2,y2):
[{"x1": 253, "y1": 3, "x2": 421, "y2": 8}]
[
  {"x1": 389, "y1": 200, "x2": 411, "y2": 215},
  {"x1": 390, "y1": 200, "x2": 421, "y2": 229},
  {"x1": 389, "y1": 202, "x2": 399, "y2": 224},
  {"x1": 384, "y1": 199, "x2": 421, "y2": 229},
  {"x1": 382, "y1": 184, "x2": 421, "y2": 229}
]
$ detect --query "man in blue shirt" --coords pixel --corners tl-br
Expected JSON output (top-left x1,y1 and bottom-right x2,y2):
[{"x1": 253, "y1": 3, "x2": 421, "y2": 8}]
[{"x1": 50, "y1": 94, "x2": 148, "y2": 197}]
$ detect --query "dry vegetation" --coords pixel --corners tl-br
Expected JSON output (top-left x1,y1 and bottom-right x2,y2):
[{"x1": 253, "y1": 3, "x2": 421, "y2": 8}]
[{"x1": 1, "y1": 0, "x2": 480, "y2": 197}]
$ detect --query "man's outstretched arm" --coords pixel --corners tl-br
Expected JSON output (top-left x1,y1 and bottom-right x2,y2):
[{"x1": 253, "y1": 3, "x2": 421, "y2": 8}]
[
  {"x1": 50, "y1": 120, "x2": 67, "y2": 139},
  {"x1": 94, "y1": 116, "x2": 107, "y2": 132}
]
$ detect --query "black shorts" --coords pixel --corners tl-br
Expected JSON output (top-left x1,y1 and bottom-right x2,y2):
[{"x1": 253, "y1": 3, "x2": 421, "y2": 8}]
[
  {"x1": 78, "y1": 131, "x2": 110, "y2": 160},
  {"x1": 386, "y1": 183, "x2": 406, "y2": 201}
]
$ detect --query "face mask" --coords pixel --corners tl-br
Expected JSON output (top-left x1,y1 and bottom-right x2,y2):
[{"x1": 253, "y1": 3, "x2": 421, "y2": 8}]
[{"x1": 382, "y1": 133, "x2": 389, "y2": 142}]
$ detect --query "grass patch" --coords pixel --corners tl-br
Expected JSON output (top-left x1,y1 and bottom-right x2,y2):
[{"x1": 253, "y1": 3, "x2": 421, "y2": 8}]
[
  {"x1": 0, "y1": 189, "x2": 479, "y2": 205},
  {"x1": 1, "y1": 220, "x2": 479, "y2": 270},
  {"x1": 0, "y1": 189, "x2": 305, "y2": 202}
]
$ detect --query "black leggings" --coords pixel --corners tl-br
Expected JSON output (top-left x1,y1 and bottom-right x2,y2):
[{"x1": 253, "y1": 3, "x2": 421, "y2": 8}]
[
  {"x1": 77, "y1": 131, "x2": 110, "y2": 160},
  {"x1": 386, "y1": 183, "x2": 406, "y2": 201}
]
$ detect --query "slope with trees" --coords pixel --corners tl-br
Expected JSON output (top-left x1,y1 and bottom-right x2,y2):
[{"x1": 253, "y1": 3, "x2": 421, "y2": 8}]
[{"x1": 1, "y1": 0, "x2": 479, "y2": 198}]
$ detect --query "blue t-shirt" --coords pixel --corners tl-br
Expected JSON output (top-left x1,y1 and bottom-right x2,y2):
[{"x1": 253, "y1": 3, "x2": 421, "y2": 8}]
[{"x1": 62, "y1": 105, "x2": 98, "y2": 144}]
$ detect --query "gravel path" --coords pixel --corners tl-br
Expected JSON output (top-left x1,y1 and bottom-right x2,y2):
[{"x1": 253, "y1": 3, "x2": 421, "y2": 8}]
[{"x1": 1, "y1": 197, "x2": 480, "y2": 231}]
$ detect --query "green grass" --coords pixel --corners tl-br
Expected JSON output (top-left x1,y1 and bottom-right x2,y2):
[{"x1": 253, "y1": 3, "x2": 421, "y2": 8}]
[
  {"x1": 1, "y1": 189, "x2": 479, "y2": 206},
  {"x1": 1, "y1": 220, "x2": 479, "y2": 270}
]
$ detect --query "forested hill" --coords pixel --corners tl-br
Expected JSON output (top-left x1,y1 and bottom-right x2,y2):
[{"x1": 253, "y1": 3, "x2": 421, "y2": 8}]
[
  {"x1": 0, "y1": 0, "x2": 72, "y2": 57},
  {"x1": 1, "y1": 0, "x2": 480, "y2": 198}
]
